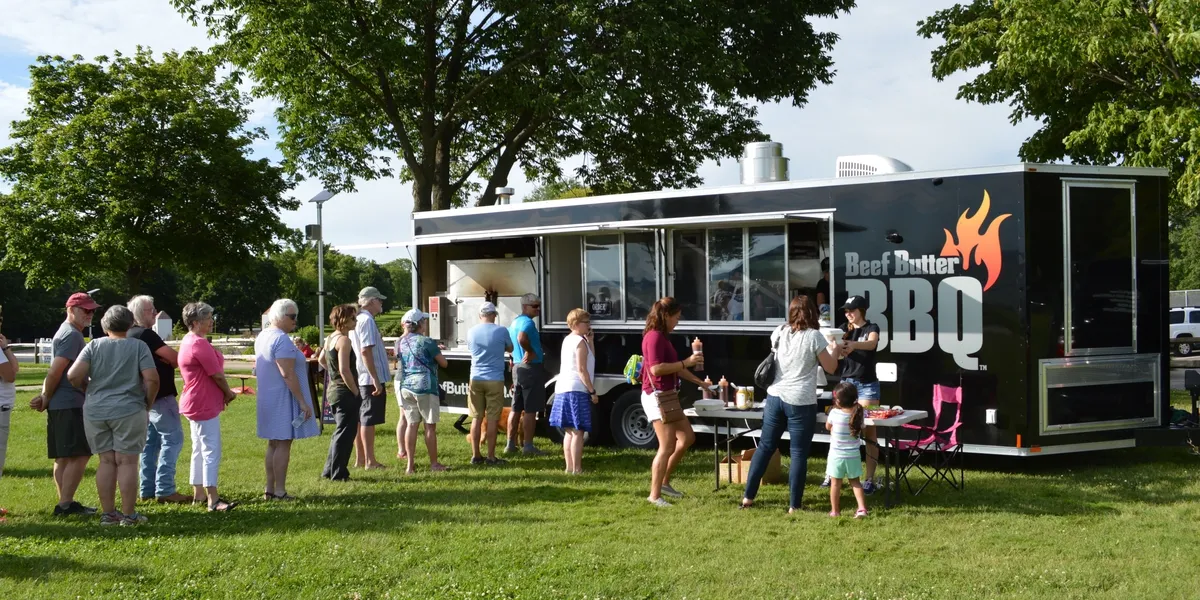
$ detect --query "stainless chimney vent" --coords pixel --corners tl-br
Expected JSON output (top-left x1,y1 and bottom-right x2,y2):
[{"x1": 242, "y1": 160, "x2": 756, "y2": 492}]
[{"x1": 739, "y1": 141, "x2": 789, "y2": 185}]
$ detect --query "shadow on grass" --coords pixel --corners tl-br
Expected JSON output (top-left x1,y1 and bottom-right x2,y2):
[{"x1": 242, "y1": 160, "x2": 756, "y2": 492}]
[
  {"x1": 0, "y1": 467, "x2": 54, "y2": 479},
  {"x1": 0, "y1": 553, "x2": 139, "y2": 581}
]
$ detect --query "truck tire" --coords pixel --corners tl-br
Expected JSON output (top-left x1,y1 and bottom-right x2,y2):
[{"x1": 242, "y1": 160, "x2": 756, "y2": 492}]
[
  {"x1": 1177, "y1": 336, "x2": 1194, "y2": 356},
  {"x1": 610, "y1": 390, "x2": 657, "y2": 450}
]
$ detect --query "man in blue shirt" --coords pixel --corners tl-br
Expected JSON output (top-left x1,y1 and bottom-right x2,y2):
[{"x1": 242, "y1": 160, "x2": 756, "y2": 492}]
[
  {"x1": 507, "y1": 293, "x2": 548, "y2": 456},
  {"x1": 467, "y1": 302, "x2": 512, "y2": 465}
]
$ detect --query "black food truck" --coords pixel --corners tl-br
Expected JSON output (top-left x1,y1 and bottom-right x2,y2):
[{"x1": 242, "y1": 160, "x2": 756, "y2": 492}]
[{"x1": 405, "y1": 153, "x2": 1170, "y2": 457}]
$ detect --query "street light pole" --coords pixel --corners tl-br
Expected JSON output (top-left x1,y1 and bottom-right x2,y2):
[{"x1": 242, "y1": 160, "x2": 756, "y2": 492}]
[{"x1": 309, "y1": 190, "x2": 336, "y2": 348}]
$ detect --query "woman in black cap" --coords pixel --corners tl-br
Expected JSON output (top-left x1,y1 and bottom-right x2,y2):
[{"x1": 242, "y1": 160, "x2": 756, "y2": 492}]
[{"x1": 824, "y1": 295, "x2": 882, "y2": 494}]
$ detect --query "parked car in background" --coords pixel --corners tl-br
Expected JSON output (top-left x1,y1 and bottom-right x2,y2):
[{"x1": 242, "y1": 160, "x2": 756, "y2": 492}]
[{"x1": 1169, "y1": 307, "x2": 1200, "y2": 355}]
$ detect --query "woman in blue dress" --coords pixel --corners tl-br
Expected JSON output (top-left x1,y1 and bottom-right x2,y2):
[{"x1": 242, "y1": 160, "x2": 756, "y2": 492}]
[{"x1": 255, "y1": 299, "x2": 319, "y2": 500}]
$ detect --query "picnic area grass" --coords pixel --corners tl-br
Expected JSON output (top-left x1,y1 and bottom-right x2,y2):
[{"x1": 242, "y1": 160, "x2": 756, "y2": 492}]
[{"x1": 0, "y1": 389, "x2": 1198, "y2": 599}]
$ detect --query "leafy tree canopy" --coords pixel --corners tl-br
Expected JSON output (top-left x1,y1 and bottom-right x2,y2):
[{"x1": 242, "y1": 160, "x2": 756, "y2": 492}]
[
  {"x1": 918, "y1": 0, "x2": 1200, "y2": 211},
  {"x1": 0, "y1": 48, "x2": 297, "y2": 294},
  {"x1": 173, "y1": 0, "x2": 856, "y2": 212},
  {"x1": 523, "y1": 177, "x2": 592, "y2": 202}
]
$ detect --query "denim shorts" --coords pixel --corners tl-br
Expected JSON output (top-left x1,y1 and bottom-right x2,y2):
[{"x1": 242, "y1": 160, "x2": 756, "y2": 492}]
[{"x1": 842, "y1": 378, "x2": 880, "y2": 402}]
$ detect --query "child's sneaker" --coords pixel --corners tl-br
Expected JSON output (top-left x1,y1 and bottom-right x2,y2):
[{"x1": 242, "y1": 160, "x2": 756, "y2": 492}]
[
  {"x1": 647, "y1": 497, "x2": 671, "y2": 508},
  {"x1": 828, "y1": 510, "x2": 840, "y2": 518},
  {"x1": 99, "y1": 511, "x2": 123, "y2": 526},
  {"x1": 861, "y1": 480, "x2": 878, "y2": 495},
  {"x1": 854, "y1": 508, "x2": 869, "y2": 519},
  {"x1": 121, "y1": 512, "x2": 149, "y2": 526},
  {"x1": 819, "y1": 475, "x2": 832, "y2": 488}
]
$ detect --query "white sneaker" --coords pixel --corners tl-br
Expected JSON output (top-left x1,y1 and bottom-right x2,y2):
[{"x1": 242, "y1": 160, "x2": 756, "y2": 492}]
[
  {"x1": 647, "y1": 497, "x2": 671, "y2": 508},
  {"x1": 660, "y1": 484, "x2": 683, "y2": 499}
]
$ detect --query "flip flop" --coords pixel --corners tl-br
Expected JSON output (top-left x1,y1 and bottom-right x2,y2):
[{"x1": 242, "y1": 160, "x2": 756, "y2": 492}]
[
  {"x1": 430, "y1": 464, "x2": 450, "y2": 472},
  {"x1": 273, "y1": 493, "x2": 297, "y2": 502},
  {"x1": 208, "y1": 499, "x2": 238, "y2": 512},
  {"x1": 262, "y1": 492, "x2": 274, "y2": 501}
]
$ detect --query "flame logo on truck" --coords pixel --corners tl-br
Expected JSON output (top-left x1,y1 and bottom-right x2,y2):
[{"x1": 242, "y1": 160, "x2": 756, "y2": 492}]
[{"x1": 940, "y1": 191, "x2": 1010, "y2": 291}]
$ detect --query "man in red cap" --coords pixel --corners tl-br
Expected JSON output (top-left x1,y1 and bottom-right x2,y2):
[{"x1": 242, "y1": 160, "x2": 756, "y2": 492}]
[{"x1": 30, "y1": 292, "x2": 100, "y2": 516}]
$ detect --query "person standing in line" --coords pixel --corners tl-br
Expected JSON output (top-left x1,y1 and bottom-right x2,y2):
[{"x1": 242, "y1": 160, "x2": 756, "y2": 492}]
[
  {"x1": 255, "y1": 298, "x2": 320, "y2": 501},
  {"x1": 506, "y1": 293, "x2": 549, "y2": 456},
  {"x1": 350, "y1": 287, "x2": 391, "y2": 470},
  {"x1": 396, "y1": 309, "x2": 449, "y2": 473},
  {"x1": 640, "y1": 297, "x2": 703, "y2": 507},
  {"x1": 549, "y1": 309, "x2": 597, "y2": 474},
  {"x1": 822, "y1": 295, "x2": 882, "y2": 494},
  {"x1": 30, "y1": 292, "x2": 100, "y2": 517},
  {"x1": 394, "y1": 336, "x2": 408, "y2": 463},
  {"x1": 320, "y1": 304, "x2": 361, "y2": 481},
  {"x1": 178, "y1": 302, "x2": 238, "y2": 512},
  {"x1": 67, "y1": 305, "x2": 159, "y2": 526},
  {"x1": 0, "y1": 330, "x2": 17, "y2": 521},
  {"x1": 126, "y1": 295, "x2": 191, "y2": 505},
  {"x1": 466, "y1": 302, "x2": 512, "y2": 465}
]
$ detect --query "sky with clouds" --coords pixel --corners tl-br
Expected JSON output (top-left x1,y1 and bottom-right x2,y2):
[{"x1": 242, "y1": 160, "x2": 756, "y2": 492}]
[{"x1": 0, "y1": 0, "x2": 1040, "y2": 265}]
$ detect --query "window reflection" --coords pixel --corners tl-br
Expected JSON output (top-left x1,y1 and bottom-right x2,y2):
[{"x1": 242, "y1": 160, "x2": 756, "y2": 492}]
[
  {"x1": 708, "y1": 229, "x2": 744, "y2": 321},
  {"x1": 624, "y1": 232, "x2": 656, "y2": 321},
  {"x1": 748, "y1": 226, "x2": 786, "y2": 321},
  {"x1": 672, "y1": 230, "x2": 707, "y2": 321},
  {"x1": 585, "y1": 235, "x2": 622, "y2": 320}
]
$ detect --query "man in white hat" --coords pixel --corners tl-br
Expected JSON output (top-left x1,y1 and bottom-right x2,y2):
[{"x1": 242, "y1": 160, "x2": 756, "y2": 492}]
[
  {"x1": 466, "y1": 302, "x2": 512, "y2": 465},
  {"x1": 350, "y1": 286, "x2": 391, "y2": 469}
]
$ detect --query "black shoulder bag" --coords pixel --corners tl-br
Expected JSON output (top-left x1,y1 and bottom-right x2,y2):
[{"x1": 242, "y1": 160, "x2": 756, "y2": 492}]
[{"x1": 754, "y1": 325, "x2": 787, "y2": 389}]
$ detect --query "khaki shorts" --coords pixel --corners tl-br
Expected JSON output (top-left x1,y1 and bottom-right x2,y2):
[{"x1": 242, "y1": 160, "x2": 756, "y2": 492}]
[
  {"x1": 468, "y1": 380, "x2": 505, "y2": 421},
  {"x1": 84, "y1": 411, "x2": 148, "y2": 455},
  {"x1": 400, "y1": 389, "x2": 440, "y2": 425}
]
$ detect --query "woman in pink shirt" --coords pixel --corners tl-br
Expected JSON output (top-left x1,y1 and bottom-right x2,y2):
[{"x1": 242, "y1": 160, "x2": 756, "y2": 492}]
[
  {"x1": 641, "y1": 297, "x2": 705, "y2": 507},
  {"x1": 179, "y1": 302, "x2": 237, "y2": 512}
]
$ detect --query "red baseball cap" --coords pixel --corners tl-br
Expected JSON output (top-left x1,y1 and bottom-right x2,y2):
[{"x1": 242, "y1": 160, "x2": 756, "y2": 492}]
[{"x1": 66, "y1": 292, "x2": 100, "y2": 311}]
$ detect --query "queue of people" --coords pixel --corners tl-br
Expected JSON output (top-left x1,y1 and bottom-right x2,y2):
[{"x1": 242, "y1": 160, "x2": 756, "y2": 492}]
[{"x1": 2, "y1": 286, "x2": 880, "y2": 525}]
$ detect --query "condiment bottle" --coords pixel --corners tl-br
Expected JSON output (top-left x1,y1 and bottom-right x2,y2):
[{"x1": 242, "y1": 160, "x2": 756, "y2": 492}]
[
  {"x1": 691, "y1": 337, "x2": 704, "y2": 372},
  {"x1": 702, "y1": 376, "x2": 714, "y2": 399},
  {"x1": 718, "y1": 376, "x2": 730, "y2": 405}
]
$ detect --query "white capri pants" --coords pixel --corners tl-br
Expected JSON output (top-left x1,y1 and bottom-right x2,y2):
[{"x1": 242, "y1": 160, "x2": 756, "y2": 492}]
[{"x1": 189, "y1": 416, "x2": 222, "y2": 487}]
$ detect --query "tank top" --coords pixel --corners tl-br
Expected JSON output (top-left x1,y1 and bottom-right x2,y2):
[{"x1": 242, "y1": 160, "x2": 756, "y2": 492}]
[
  {"x1": 555, "y1": 333, "x2": 594, "y2": 395},
  {"x1": 326, "y1": 332, "x2": 359, "y2": 390}
]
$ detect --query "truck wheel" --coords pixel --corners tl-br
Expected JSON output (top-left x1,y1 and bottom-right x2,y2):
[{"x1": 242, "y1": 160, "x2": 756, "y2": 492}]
[
  {"x1": 1177, "y1": 336, "x2": 1194, "y2": 356},
  {"x1": 610, "y1": 390, "x2": 657, "y2": 450}
]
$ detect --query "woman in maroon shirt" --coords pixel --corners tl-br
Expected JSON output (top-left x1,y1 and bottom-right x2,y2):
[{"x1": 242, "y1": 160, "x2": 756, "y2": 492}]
[{"x1": 641, "y1": 297, "x2": 705, "y2": 507}]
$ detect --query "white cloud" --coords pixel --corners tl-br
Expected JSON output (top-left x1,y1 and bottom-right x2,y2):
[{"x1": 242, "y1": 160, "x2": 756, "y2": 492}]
[
  {"x1": 0, "y1": 0, "x2": 213, "y2": 59},
  {"x1": 0, "y1": 0, "x2": 1044, "y2": 263}
]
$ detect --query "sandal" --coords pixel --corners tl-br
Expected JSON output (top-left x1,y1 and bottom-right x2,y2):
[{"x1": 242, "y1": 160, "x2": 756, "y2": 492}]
[
  {"x1": 430, "y1": 464, "x2": 450, "y2": 472},
  {"x1": 273, "y1": 493, "x2": 297, "y2": 502},
  {"x1": 262, "y1": 492, "x2": 275, "y2": 501},
  {"x1": 208, "y1": 499, "x2": 238, "y2": 512}
]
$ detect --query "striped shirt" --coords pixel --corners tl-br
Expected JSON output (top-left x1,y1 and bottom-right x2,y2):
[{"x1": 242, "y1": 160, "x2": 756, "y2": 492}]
[
  {"x1": 828, "y1": 408, "x2": 861, "y2": 460},
  {"x1": 352, "y1": 310, "x2": 392, "y2": 387}
]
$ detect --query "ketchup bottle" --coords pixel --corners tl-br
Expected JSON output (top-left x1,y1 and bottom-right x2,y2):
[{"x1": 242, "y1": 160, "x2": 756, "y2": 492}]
[
  {"x1": 702, "y1": 376, "x2": 714, "y2": 399},
  {"x1": 718, "y1": 376, "x2": 730, "y2": 405},
  {"x1": 691, "y1": 336, "x2": 704, "y2": 373}
]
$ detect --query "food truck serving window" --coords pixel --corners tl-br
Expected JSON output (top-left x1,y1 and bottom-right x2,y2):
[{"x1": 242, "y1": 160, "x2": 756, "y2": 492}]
[
  {"x1": 544, "y1": 232, "x2": 661, "y2": 324},
  {"x1": 671, "y1": 219, "x2": 829, "y2": 324}
]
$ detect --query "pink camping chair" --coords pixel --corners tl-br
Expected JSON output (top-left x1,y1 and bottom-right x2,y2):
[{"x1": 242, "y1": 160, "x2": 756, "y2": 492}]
[{"x1": 896, "y1": 384, "x2": 964, "y2": 495}]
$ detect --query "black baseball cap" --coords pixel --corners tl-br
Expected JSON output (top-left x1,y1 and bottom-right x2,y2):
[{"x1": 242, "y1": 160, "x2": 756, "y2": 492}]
[{"x1": 841, "y1": 295, "x2": 868, "y2": 312}]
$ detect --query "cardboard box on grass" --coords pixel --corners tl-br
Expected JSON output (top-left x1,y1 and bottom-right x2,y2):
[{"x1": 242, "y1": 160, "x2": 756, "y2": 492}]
[{"x1": 719, "y1": 448, "x2": 785, "y2": 485}]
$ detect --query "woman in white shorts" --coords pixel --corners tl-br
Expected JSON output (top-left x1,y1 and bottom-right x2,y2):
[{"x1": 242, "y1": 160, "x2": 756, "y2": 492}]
[
  {"x1": 640, "y1": 297, "x2": 705, "y2": 507},
  {"x1": 396, "y1": 309, "x2": 449, "y2": 474}
]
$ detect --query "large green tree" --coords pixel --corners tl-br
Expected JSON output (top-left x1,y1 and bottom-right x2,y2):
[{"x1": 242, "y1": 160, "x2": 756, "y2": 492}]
[
  {"x1": 0, "y1": 48, "x2": 297, "y2": 294},
  {"x1": 523, "y1": 177, "x2": 592, "y2": 202},
  {"x1": 174, "y1": 0, "x2": 855, "y2": 211},
  {"x1": 918, "y1": 0, "x2": 1199, "y2": 209}
]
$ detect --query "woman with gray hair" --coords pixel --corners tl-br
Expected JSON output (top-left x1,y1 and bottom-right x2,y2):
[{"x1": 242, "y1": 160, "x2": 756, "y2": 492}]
[
  {"x1": 67, "y1": 305, "x2": 159, "y2": 526},
  {"x1": 179, "y1": 302, "x2": 238, "y2": 511},
  {"x1": 254, "y1": 298, "x2": 319, "y2": 500}
]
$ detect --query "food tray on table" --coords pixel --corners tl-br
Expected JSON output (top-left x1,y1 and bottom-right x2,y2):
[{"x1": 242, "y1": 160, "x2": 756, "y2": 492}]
[
  {"x1": 866, "y1": 407, "x2": 904, "y2": 420},
  {"x1": 692, "y1": 399, "x2": 724, "y2": 412}
]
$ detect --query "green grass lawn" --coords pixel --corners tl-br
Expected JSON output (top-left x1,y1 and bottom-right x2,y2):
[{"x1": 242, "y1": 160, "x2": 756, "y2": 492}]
[{"x1": 1, "y1": 390, "x2": 1198, "y2": 599}]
